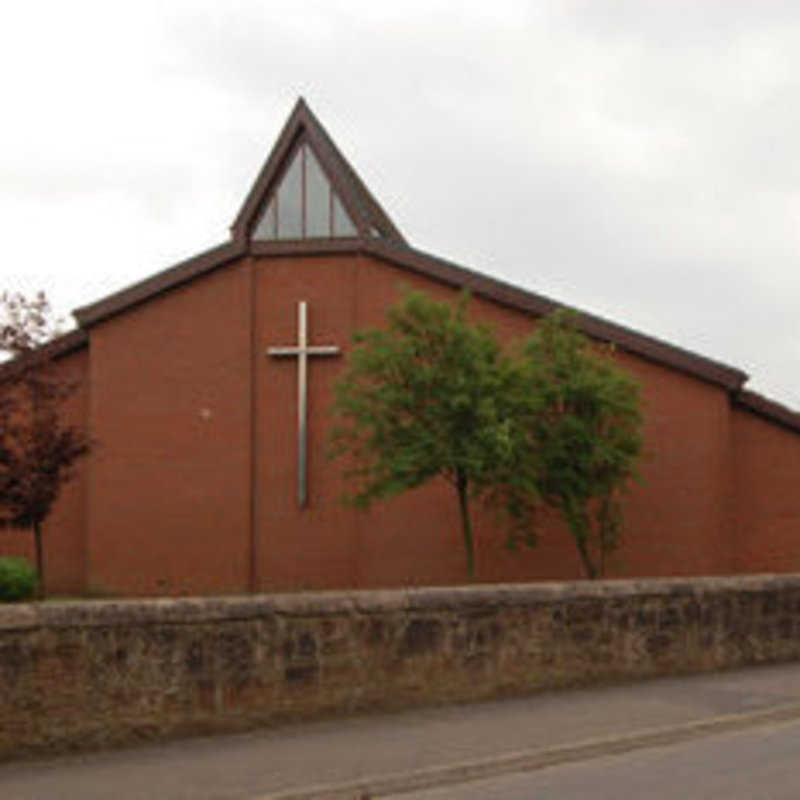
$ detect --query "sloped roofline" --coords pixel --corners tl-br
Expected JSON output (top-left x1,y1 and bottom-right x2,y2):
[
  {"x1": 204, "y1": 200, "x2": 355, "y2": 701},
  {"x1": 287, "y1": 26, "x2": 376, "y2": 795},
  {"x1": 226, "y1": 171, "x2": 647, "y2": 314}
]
[
  {"x1": 73, "y1": 236, "x2": 749, "y2": 393},
  {"x1": 0, "y1": 327, "x2": 88, "y2": 383},
  {"x1": 230, "y1": 98, "x2": 406, "y2": 245},
  {"x1": 67, "y1": 96, "x2": 800, "y2": 430},
  {"x1": 734, "y1": 390, "x2": 800, "y2": 434}
]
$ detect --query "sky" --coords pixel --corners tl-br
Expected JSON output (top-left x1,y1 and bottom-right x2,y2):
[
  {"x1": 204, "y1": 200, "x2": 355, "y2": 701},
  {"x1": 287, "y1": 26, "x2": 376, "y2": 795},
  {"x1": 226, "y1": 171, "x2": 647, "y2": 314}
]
[{"x1": 1, "y1": 1, "x2": 799, "y2": 407}]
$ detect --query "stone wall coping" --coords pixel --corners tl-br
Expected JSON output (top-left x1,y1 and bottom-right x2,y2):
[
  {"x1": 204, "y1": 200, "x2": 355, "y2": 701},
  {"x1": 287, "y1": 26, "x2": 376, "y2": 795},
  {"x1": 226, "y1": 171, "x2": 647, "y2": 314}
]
[{"x1": 2, "y1": 573, "x2": 799, "y2": 631}]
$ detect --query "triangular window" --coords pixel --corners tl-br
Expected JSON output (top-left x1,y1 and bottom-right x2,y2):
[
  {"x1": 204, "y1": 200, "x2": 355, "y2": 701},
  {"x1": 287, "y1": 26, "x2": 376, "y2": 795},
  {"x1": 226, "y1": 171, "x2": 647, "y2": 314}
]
[{"x1": 252, "y1": 143, "x2": 358, "y2": 240}]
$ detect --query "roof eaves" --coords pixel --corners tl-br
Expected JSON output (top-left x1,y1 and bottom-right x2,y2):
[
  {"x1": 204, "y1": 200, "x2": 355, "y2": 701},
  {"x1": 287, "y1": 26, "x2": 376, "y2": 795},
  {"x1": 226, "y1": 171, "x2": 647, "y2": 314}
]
[
  {"x1": 48, "y1": 327, "x2": 89, "y2": 358},
  {"x1": 733, "y1": 389, "x2": 800, "y2": 434},
  {"x1": 0, "y1": 328, "x2": 88, "y2": 382},
  {"x1": 362, "y1": 238, "x2": 749, "y2": 393},
  {"x1": 74, "y1": 240, "x2": 246, "y2": 328},
  {"x1": 69, "y1": 232, "x2": 750, "y2": 396}
]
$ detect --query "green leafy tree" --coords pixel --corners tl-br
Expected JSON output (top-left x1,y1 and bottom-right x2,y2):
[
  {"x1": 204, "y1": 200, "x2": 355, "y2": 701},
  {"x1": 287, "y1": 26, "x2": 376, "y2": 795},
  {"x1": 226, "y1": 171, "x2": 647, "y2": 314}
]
[
  {"x1": 0, "y1": 291, "x2": 90, "y2": 598},
  {"x1": 330, "y1": 290, "x2": 536, "y2": 578},
  {"x1": 520, "y1": 311, "x2": 642, "y2": 579}
]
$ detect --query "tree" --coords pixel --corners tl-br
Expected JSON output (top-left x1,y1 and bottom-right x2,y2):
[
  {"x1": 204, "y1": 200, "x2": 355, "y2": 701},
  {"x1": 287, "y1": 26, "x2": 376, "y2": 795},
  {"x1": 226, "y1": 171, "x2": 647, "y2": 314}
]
[
  {"x1": 0, "y1": 291, "x2": 90, "y2": 597},
  {"x1": 520, "y1": 311, "x2": 642, "y2": 579},
  {"x1": 330, "y1": 290, "x2": 536, "y2": 578}
]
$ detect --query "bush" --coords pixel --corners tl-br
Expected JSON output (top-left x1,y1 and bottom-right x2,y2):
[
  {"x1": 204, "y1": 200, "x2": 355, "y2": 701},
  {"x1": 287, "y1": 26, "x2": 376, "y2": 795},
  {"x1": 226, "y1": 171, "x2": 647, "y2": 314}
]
[{"x1": 0, "y1": 557, "x2": 37, "y2": 602}]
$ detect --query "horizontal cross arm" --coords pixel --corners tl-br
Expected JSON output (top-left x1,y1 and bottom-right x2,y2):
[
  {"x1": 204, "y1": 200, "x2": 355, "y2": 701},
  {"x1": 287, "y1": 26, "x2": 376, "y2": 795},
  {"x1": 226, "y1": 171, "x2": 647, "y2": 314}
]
[{"x1": 266, "y1": 345, "x2": 341, "y2": 357}]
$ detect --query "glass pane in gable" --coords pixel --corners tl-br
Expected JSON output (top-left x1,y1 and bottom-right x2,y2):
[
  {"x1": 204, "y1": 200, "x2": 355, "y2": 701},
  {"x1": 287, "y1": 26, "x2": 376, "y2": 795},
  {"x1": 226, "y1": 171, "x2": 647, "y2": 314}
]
[
  {"x1": 332, "y1": 194, "x2": 357, "y2": 236},
  {"x1": 252, "y1": 196, "x2": 277, "y2": 239},
  {"x1": 276, "y1": 148, "x2": 303, "y2": 239},
  {"x1": 305, "y1": 146, "x2": 331, "y2": 237},
  {"x1": 249, "y1": 141, "x2": 363, "y2": 241}
]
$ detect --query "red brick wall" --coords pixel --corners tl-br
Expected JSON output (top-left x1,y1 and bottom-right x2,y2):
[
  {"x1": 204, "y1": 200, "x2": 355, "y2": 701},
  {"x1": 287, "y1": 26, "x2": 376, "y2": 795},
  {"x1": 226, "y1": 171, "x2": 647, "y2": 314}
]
[
  {"x1": 254, "y1": 255, "x2": 361, "y2": 590},
  {"x1": 732, "y1": 409, "x2": 800, "y2": 573},
  {"x1": 85, "y1": 262, "x2": 253, "y2": 596},
  {"x1": 251, "y1": 252, "x2": 741, "y2": 590},
  {"x1": 21, "y1": 250, "x2": 800, "y2": 596}
]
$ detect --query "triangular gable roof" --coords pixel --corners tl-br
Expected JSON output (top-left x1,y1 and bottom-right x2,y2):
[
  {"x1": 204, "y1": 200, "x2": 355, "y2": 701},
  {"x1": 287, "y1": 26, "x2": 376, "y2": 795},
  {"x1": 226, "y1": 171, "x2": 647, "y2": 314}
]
[
  {"x1": 75, "y1": 96, "x2": 800, "y2": 417},
  {"x1": 231, "y1": 98, "x2": 406, "y2": 245}
]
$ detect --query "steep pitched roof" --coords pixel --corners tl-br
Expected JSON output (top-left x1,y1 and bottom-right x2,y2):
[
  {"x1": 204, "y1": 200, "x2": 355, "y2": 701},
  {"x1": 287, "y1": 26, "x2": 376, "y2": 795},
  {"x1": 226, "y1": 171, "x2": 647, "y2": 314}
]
[
  {"x1": 73, "y1": 98, "x2": 754, "y2": 398},
  {"x1": 231, "y1": 98, "x2": 406, "y2": 245}
]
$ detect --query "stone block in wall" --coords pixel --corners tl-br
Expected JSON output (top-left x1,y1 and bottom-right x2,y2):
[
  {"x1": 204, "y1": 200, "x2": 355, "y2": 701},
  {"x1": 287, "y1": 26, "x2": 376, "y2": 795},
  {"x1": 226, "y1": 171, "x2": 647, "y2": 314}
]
[{"x1": 4, "y1": 574, "x2": 800, "y2": 760}]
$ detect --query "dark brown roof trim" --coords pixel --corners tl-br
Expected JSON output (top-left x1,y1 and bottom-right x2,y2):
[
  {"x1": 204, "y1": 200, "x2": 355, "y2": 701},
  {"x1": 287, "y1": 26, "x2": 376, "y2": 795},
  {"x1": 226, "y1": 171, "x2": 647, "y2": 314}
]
[
  {"x1": 231, "y1": 98, "x2": 406, "y2": 245},
  {"x1": 72, "y1": 233, "x2": 748, "y2": 392},
  {"x1": 5, "y1": 327, "x2": 88, "y2": 366},
  {"x1": 231, "y1": 105, "x2": 306, "y2": 239},
  {"x1": 74, "y1": 240, "x2": 246, "y2": 328},
  {"x1": 41, "y1": 327, "x2": 88, "y2": 360},
  {"x1": 249, "y1": 237, "x2": 362, "y2": 258},
  {"x1": 0, "y1": 328, "x2": 88, "y2": 382},
  {"x1": 300, "y1": 103, "x2": 406, "y2": 244},
  {"x1": 734, "y1": 389, "x2": 800, "y2": 434},
  {"x1": 362, "y1": 238, "x2": 748, "y2": 392}
]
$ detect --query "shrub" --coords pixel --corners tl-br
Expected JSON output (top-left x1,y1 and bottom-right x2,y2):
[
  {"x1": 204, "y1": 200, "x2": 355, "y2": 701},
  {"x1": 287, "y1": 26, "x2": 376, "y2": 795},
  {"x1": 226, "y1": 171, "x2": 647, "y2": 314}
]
[{"x1": 0, "y1": 557, "x2": 37, "y2": 602}]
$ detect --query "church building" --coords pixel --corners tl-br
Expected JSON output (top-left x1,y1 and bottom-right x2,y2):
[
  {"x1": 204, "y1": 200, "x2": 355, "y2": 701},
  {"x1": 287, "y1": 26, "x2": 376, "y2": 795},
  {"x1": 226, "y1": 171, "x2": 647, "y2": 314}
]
[{"x1": 2, "y1": 99, "x2": 800, "y2": 597}]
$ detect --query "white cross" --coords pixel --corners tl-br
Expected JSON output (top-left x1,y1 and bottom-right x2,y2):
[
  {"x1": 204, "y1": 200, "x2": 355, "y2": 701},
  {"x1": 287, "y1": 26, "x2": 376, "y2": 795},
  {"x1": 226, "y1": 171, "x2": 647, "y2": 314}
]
[{"x1": 267, "y1": 301, "x2": 340, "y2": 507}]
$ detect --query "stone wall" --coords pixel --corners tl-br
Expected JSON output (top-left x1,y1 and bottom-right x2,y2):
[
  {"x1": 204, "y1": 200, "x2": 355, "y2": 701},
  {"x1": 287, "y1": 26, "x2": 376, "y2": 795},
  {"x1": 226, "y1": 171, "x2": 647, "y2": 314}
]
[{"x1": 3, "y1": 575, "x2": 800, "y2": 760}]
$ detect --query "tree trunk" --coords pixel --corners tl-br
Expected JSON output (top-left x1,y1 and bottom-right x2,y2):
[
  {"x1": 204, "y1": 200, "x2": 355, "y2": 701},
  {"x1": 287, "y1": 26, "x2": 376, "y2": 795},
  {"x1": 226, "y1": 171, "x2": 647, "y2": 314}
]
[
  {"x1": 565, "y1": 503, "x2": 597, "y2": 580},
  {"x1": 33, "y1": 520, "x2": 44, "y2": 599},
  {"x1": 455, "y1": 468, "x2": 475, "y2": 579},
  {"x1": 575, "y1": 535, "x2": 597, "y2": 580}
]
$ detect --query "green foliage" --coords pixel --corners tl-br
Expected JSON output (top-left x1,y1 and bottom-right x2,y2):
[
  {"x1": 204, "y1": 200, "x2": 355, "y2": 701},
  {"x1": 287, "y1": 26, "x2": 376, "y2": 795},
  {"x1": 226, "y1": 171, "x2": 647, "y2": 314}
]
[
  {"x1": 330, "y1": 290, "x2": 536, "y2": 578},
  {"x1": 519, "y1": 310, "x2": 642, "y2": 578},
  {"x1": 330, "y1": 291, "x2": 642, "y2": 583},
  {"x1": 0, "y1": 557, "x2": 37, "y2": 602}
]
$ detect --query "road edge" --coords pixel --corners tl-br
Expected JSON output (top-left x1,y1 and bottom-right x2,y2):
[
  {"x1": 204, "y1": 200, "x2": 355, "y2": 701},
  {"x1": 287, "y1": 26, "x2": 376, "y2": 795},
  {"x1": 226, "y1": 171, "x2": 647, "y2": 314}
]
[{"x1": 256, "y1": 701, "x2": 800, "y2": 799}]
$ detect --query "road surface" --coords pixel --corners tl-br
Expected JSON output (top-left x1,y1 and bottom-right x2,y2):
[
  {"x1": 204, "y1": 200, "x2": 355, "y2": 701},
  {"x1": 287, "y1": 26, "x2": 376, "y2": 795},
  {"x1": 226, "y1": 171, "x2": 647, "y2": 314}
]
[{"x1": 402, "y1": 718, "x2": 800, "y2": 800}]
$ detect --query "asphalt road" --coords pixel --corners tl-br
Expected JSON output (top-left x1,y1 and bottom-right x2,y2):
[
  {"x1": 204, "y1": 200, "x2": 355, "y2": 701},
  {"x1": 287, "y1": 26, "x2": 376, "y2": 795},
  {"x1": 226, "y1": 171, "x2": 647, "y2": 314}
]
[{"x1": 402, "y1": 718, "x2": 800, "y2": 800}]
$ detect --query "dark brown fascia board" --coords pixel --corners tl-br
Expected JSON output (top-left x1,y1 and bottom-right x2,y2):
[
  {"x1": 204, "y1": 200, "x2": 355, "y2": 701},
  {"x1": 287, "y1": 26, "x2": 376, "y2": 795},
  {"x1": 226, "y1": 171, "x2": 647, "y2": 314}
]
[
  {"x1": 74, "y1": 240, "x2": 247, "y2": 328},
  {"x1": 41, "y1": 327, "x2": 88, "y2": 359},
  {"x1": 73, "y1": 237, "x2": 356, "y2": 329},
  {"x1": 230, "y1": 100, "x2": 307, "y2": 241},
  {"x1": 299, "y1": 104, "x2": 407, "y2": 244},
  {"x1": 0, "y1": 327, "x2": 88, "y2": 382},
  {"x1": 72, "y1": 234, "x2": 748, "y2": 392},
  {"x1": 361, "y1": 238, "x2": 749, "y2": 392},
  {"x1": 733, "y1": 389, "x2": 800, "y2": 434},
  {"x1": 230, "y1": 98, "x2": 406, "y2": 245},
  {"x1": 248, "y1": 238, "x2": 363, "y2": 257}
]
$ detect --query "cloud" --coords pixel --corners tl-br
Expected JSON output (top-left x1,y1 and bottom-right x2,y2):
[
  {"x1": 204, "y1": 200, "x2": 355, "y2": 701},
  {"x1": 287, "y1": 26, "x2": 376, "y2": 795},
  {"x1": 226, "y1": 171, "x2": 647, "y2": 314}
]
[{"x1": 1, "y1": 1, "x2": 799, "y2": 405}]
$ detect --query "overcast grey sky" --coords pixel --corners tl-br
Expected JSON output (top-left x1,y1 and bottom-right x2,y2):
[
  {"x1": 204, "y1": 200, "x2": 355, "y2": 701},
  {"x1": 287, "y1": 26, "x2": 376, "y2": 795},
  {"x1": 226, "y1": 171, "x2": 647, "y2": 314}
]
[{"x1": 2, "y1": 1, "x2": 799, "y2": 407}]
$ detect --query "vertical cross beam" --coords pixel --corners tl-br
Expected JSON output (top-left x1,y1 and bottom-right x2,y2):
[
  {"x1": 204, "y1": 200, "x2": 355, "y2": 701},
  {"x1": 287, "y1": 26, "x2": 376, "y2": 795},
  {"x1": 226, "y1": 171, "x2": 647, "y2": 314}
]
[{"x1": 267, "y1": 301, "x2": 340, "y2": 507}]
